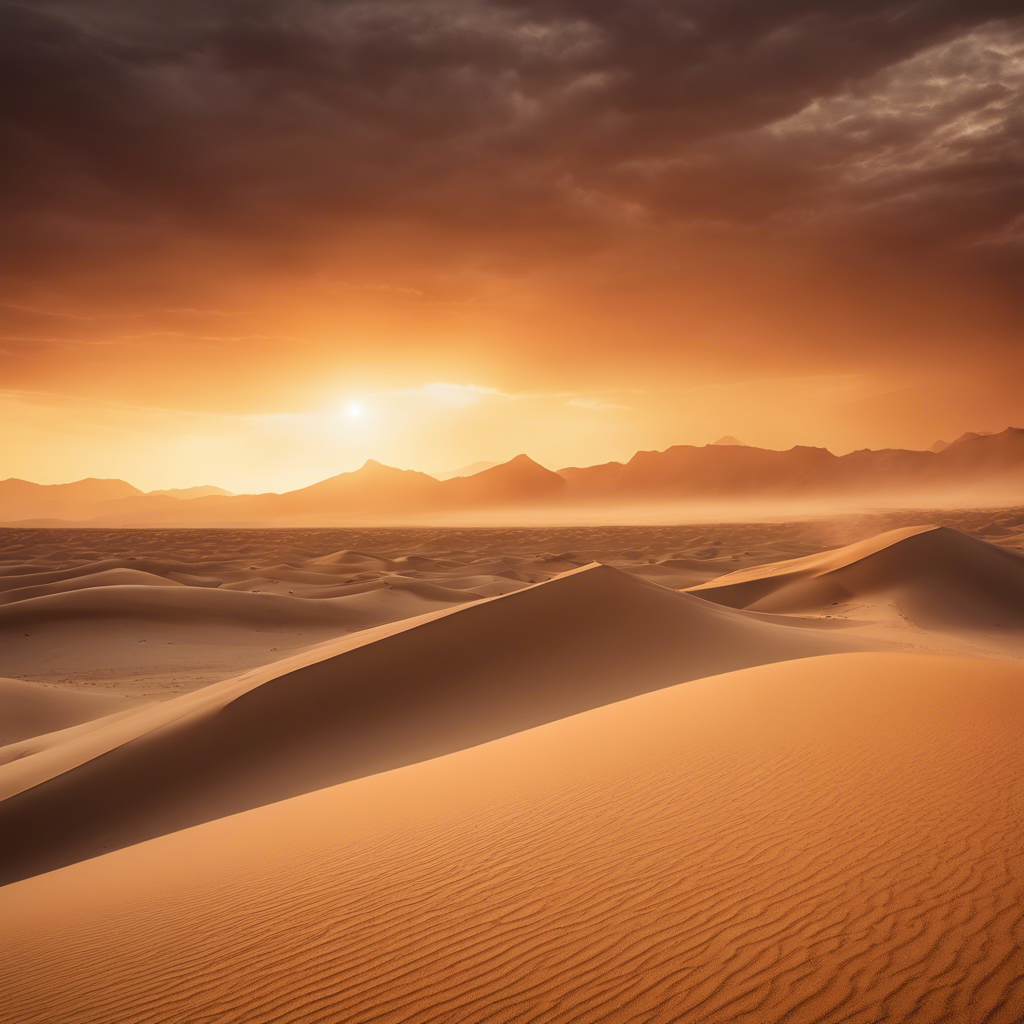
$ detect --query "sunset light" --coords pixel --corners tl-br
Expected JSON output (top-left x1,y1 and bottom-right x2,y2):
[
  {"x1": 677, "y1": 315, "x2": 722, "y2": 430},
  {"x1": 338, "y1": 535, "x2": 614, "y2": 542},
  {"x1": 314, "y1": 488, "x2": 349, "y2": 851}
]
[{"x1": 2, "y1": 3, "x2": 1023, "y2": 1023}]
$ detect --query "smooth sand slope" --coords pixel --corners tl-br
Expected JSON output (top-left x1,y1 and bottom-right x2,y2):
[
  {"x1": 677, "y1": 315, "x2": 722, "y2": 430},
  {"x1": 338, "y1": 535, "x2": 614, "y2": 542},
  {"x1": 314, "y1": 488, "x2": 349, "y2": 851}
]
[
  {"x1": 690, "y1": 525, "x2": 1024, "y2": 629},
  {"x1": 0, "y1": 576, "x2": 481, "y2": 693},
  {"x1": 2, "y1": 652, "x2": 1021, "y2": 1024},
  {"x1": 0, "y1": 565, "x2": 185, "y2": 604},
  {"x1": 0, "y1": 539, "x2": 570, "y2": 692},
  {"x1": 0, "y1": 564, "x2": 879, "y2": 885},
  {"x1": 0, "y1": 676, "x2": 136, "y2": 747}
]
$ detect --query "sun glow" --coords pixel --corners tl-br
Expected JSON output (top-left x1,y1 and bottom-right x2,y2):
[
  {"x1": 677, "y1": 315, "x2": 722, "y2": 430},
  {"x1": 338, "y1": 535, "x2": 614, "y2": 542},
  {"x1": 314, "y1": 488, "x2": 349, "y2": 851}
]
[{"x1": 345, "y1": 402, "x2": 364, "y2": 419}]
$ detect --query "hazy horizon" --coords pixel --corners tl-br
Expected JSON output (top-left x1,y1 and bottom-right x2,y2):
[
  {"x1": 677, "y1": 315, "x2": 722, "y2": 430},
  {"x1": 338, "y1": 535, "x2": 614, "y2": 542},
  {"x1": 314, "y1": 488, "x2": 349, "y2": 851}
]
[
  {"x1": 3, "y1": 2, "x2": 1023, "y2": 492},
  {"x1": 6, "y1": 424, "x2": 1021, "y2": 495},
  {"x1": 4, "y1": 7, "x2": 1024, "y2": 1017}
]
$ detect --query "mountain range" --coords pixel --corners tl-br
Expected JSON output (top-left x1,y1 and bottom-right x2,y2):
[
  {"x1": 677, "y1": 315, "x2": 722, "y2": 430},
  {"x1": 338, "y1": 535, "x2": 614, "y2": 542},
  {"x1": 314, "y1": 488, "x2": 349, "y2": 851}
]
[{"x1": 3, "y1": 427, "x2": 1021, "y2": 525}]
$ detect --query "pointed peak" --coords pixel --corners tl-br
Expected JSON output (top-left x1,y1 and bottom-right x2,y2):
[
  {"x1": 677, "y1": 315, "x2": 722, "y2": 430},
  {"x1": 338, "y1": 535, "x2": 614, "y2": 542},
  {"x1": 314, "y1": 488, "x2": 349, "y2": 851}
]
[
  {"x1": 355, "y1": 458, "x2": 412, "y2": 476},
  {"x1": 951, "y1": 430, "x2": 993, "y2": 445},
  {"x1": 477, "y1": 454, "x2": 558, "y2": 476}
]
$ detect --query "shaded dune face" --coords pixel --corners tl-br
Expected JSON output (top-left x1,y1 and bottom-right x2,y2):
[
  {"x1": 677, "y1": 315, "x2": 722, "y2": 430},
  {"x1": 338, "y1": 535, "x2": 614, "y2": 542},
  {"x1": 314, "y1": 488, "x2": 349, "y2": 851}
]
[
  {"x1": 0, "y1": 565, "x2": 878, "y2": 886},
  {"x1": 689, "y1": 526, "x2": 1024, "y2": 629},
  {"x1": 1, "y1": 653, "x2": 1022, "y2": 1024},
  {"x1": 0, "y1": 552, "x2": 508, "y2": 692},
  {"x1": 0, "y1": 585, "x2": 356, "y2": 627}
]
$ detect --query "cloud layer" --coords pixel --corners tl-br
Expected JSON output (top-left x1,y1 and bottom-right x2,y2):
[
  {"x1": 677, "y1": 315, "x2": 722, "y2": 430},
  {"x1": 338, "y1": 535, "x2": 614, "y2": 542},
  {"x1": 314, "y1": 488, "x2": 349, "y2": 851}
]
[{"x1": 1, "y1": 0, "x2": 1021, "y2": 465}]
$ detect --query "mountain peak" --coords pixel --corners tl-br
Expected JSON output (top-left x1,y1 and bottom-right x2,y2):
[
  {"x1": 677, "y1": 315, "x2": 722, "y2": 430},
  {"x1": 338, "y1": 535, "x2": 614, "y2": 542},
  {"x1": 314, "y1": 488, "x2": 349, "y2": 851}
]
[
  {"x1": 353, "y1": 459, "x2": 422, "y2": 478},
  {"x1": 507, "y1": 453, "x2": 544, "y2": 468},
  {"x1": 441, "y1": 452, "x2": 565, "y2": 502},
  {"x1": 711, "y1": 435, "x2": 747, "y2": 446},
  {"x1": 485, "y1": 454, "x2": 563, "y2": 480}
]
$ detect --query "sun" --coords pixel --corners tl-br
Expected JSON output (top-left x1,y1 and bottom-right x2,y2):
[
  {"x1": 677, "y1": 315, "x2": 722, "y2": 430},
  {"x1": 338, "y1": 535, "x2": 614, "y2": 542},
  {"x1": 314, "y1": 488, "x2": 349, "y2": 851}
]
[{"x1": 345, "y1": 402, "x2": 364, "y2": 419}]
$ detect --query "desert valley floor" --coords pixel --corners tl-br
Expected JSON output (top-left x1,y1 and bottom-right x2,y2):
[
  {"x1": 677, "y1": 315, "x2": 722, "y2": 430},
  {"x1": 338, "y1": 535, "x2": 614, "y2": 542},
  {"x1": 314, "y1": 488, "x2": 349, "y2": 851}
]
[{"x1": 1, "y1": 507, "x2": 1023, "y2": 1023}]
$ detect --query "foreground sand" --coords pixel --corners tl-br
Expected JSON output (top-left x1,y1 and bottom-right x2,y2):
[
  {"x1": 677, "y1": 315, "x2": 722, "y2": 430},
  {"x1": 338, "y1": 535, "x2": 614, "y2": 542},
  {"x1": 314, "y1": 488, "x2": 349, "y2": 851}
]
[
  {"x1": 2, "y1": 518, "x2": 1023, "y2": 1021},
  {"x1": 2, "y1": 652, "x2": 1021, "y2": 1023}
]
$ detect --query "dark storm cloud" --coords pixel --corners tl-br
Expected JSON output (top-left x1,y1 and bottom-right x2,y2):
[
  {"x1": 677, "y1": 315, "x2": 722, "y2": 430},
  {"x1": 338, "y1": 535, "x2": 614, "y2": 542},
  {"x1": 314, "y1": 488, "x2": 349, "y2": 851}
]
[{"x1": 2, "y1": 0, "x2": 1023, "y2": 285}]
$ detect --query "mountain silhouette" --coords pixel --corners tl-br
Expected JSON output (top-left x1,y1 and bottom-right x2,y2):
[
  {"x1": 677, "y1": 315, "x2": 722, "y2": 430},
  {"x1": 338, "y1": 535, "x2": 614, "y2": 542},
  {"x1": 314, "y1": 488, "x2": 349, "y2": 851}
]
[{"x1": 2, "y1": 429, "x2": 1021, "y2": 524}]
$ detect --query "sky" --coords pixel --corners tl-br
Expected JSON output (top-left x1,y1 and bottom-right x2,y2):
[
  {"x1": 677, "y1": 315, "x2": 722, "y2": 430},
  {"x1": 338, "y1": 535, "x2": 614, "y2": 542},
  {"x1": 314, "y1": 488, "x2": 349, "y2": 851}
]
[{"x1": 2, "y1": 0, "x2": 1023, "y2": 492}]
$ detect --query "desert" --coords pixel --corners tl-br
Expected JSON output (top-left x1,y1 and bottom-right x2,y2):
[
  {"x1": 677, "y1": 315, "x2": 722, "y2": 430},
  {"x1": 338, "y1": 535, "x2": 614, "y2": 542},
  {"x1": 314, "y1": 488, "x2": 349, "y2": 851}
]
[
  {"x1": 5, "y1": 1, "x2": 1024, "y2": 1020},
  {"x1": 1, "y1": 503, "x2": 1023, "y2": 1021}
]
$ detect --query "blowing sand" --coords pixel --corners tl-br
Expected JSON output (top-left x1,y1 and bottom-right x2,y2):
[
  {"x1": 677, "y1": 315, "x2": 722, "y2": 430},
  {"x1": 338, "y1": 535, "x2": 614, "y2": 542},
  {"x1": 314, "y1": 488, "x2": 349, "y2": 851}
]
[{"x1": 0, "y1": 514, "x2": 1022, "y2": 1022}]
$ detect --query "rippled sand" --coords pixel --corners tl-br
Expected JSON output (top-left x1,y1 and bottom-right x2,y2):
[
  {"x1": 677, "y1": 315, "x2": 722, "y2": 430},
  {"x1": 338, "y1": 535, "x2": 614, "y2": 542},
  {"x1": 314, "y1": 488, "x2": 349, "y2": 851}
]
[{"x1": 1, "y1": 510, "x2": 1022, "y2": 1022}]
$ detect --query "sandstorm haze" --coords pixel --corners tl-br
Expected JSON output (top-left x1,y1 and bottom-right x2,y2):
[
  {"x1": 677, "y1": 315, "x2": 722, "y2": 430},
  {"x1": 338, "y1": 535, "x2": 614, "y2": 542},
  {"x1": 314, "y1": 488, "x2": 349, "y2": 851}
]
[
  {"x1": 4, "y1": 8, "x2": 1024, "y2": 1021},
  {"x1": 2, "y1": 0, "x2": 1023, "y2": 492}
]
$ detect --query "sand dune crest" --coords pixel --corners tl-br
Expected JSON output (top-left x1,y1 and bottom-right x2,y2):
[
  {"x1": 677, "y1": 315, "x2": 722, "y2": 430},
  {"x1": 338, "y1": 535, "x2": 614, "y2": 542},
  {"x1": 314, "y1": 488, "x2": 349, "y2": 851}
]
[
  {"x1": 690, "y1": 525, "x2": 1024, "y2": 629},
  {"x1": 0, "y1": 563, "x2": 879, "y2": 885}
]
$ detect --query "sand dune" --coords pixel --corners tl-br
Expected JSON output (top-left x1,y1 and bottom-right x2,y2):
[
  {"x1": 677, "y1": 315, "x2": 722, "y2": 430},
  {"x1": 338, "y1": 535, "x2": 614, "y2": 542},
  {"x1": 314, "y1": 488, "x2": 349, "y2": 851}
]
[
  {"x1": 0, "y1": 561, "x2": 490, "y2": 692},
  {"x1": 0, "y1": 583, "x2": 375, "y2": 627},
  {"x1": 2, "y1": 518, "x2": 1020, "y2": 696},
  {"x1": 0, "y1": 586, "x2": 371, "y2": 693},
  {"x1": 0, "y1": 677, "x2": 136, "y2": 747},
  {"x1": 2, "y1": 652, "x2": 1021, "y2": 1023},
  {"x1": 690, "y1": 525, "x2": 1024, "y2": 630},
  {"x1": 0, "y1": 566, "x2": 185, "y2": 604},
  {"x1": 307, "y1": 547, "x2": 395, "y2": 569},
  {"x1": 1, "y1": 522, "x2": 1021, "y2": 1021},
  {"x1": 0, "y1": 563, "x2": 880, "y2": 885},
  {"x1": 0, "y1": 557, "x2": 162, "y2": 591}
]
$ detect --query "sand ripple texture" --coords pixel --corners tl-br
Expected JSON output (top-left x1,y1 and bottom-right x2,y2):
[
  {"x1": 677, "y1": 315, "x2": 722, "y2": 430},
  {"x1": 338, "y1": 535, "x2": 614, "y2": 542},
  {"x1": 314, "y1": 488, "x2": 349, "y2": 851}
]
[{"x1": 1, "y1": 652, "x2": 1022, "y2": 1024}]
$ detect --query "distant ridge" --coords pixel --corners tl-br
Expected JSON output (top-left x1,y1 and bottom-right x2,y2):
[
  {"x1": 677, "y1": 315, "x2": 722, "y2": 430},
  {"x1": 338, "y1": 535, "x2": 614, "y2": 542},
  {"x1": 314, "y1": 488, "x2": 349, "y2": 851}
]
[
  {"x1": 441, "y1": 454, "x2": 566, "y2": 506},
  {"x1": 560, "y1": 427, "x2": 1024, "y2": 505},
  {"x1": 0, "y1": 478, "x2": 143, "y2": 521},
  {"x1": 2, "y1": 428, "x2": 1022, "y2": 524},
  {"x1": 431, "y1": 461, "x2": 500, "y2": 481},
  {"x1": 148, "y1": 486, "x2": 233, "y2": 499}
]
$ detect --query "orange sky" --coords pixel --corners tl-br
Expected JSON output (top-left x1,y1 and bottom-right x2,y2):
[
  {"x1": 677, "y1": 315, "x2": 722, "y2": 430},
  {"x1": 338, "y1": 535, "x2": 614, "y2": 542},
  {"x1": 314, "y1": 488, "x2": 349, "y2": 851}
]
[{"x1": 3, "y1": 2, "x2": 1022, "y2": 492}]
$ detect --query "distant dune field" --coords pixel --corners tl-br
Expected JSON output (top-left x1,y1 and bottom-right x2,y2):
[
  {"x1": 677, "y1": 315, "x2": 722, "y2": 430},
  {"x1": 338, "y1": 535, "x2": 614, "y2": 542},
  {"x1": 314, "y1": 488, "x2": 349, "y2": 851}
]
[{"x1": 0, "y1": 514, "x2": 1022, "y2": 1022}]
